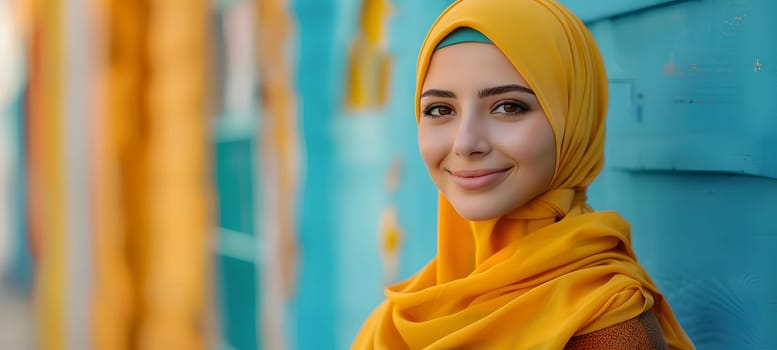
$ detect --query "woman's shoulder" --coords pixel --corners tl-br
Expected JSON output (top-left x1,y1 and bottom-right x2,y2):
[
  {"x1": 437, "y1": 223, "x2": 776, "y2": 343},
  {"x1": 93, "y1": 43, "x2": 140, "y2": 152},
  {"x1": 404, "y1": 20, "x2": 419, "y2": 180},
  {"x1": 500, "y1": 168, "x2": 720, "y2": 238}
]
[{"x1": 564, "y1": 310, "x2": 669, "y2": 350}]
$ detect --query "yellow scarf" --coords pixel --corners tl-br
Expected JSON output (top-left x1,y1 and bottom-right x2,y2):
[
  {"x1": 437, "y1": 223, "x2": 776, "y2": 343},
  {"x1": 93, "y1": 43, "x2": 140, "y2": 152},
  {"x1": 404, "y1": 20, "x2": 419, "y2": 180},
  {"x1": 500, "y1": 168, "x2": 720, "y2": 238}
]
[{"x1": 353, "y1": 0, "x2": 694, "y2": 349}]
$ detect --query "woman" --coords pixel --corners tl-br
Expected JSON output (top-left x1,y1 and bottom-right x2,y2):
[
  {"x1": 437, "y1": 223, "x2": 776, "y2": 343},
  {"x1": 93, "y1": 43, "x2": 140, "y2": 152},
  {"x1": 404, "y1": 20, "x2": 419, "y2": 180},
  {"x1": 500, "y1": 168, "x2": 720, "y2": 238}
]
[{"x1": 353, "y1": 0, "x2": 695, "y2": 349}]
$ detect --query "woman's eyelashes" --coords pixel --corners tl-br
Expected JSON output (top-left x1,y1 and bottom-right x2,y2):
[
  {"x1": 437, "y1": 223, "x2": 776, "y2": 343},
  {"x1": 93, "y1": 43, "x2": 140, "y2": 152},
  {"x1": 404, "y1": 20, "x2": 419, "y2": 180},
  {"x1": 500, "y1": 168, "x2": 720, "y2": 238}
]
[
  {"x1": 423, "y1": 104, "x2": 455, "y2": 118},
  {"x1": 492, "y1": 100, "x2": 530, "y2": 116},
  {"x1": 422, "y1": 99, "x2": 530, "y2": 119}
]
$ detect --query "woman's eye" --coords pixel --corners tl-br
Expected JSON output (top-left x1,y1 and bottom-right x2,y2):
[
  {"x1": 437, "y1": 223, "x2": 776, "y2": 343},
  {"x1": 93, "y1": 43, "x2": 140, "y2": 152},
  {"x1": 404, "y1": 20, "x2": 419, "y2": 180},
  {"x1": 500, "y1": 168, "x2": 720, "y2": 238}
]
[
  {"x1": 493, "y1": 101, "x2": 528, "y2": 115},
  {"x1": 423, "y1": 105, "x2": 454, "y2": 118}
]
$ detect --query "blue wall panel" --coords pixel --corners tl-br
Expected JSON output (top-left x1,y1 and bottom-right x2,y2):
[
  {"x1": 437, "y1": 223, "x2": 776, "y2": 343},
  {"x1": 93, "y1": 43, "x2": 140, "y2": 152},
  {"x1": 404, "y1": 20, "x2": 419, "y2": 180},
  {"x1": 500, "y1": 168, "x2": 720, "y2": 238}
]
[{"x1": 589, "y1": 0, "x2": 777, "y2": 178}]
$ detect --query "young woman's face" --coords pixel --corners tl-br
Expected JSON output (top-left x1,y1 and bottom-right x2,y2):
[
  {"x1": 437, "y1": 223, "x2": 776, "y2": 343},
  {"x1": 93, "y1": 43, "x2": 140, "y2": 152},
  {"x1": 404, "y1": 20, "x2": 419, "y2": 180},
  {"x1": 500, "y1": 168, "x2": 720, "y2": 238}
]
[{"x1": 419, "y1": 42, "x2": 556, "y2": 221}]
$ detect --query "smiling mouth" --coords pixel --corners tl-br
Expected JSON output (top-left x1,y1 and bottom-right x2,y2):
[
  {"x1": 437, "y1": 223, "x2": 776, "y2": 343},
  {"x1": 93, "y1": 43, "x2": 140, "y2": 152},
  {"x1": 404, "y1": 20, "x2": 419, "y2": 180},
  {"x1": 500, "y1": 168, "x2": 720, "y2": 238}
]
[{"x1": 448, "y1": 167, "x2": 512, "y2": 190}]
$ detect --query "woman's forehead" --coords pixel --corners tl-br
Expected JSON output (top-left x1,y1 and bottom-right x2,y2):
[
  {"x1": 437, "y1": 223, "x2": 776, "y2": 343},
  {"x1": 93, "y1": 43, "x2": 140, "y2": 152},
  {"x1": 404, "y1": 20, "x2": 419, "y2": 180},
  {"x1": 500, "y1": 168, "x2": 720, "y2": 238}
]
[{"x1": 422, "y1": 43, "x2": 529, "y2": 92}]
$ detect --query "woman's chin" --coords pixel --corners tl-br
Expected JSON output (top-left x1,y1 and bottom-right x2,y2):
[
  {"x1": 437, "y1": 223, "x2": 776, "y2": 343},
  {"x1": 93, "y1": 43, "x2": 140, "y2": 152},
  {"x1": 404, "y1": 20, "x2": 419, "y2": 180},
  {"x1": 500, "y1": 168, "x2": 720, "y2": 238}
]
[{"x1": 451, "y1": 203, "x2": 504, "y2": 222}]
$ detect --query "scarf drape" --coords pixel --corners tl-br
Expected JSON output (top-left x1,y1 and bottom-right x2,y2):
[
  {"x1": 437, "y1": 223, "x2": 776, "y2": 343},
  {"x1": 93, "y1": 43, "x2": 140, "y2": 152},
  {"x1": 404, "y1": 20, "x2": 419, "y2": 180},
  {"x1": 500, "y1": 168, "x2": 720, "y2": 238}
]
[{"x1": 353, "y1": 0, "x2": 694, "y2": 349}]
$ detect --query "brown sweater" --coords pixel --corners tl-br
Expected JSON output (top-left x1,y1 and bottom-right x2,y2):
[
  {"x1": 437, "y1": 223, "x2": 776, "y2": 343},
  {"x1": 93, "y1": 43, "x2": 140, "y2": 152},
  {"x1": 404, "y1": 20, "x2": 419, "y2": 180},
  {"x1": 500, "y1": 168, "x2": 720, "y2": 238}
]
[{"x1": 565, "y1": 311, "x2": 669, "y2": 350}]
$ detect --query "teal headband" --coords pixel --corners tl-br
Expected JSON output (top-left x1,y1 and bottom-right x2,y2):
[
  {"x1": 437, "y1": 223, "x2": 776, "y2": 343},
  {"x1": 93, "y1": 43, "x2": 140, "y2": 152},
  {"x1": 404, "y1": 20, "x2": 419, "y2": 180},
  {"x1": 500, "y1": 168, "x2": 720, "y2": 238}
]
[{"x1": 434, "y1": 27, "x2": 493, "y2": 51}]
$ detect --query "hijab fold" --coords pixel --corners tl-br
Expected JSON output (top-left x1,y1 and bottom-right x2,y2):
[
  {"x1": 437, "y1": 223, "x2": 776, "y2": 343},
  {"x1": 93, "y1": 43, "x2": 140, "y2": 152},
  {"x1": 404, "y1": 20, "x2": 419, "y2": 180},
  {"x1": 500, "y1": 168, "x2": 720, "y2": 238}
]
[{"x1": 353, "y1": 0, "x2": 694, "y2": 348}]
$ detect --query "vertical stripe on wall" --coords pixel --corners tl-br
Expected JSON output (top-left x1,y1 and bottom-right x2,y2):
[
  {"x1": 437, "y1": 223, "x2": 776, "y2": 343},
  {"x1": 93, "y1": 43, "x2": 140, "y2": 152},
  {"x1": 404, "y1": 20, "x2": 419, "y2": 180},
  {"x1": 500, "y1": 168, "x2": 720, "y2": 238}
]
[
  {"x1": 26, "y1": 0, "x2": 68, "y2": 348},
  {"x1": 257, "y1": 0, "x2": 301, "y2": 348},
  {"x1": 92, "y1": 1, "x2": 146, "y2": 347},
  {"x1": 63, "y1": 0, "x2": 95, "y2": 347},
  {"x1": 213, "y1": 1, "x2": 262, "y2": 349},
  {"x1": 143, "y1": 1, "x2": 211, "y2": 348},
  {"x1": 292, "y1": 0, "x2": 337, "y2": 348},
  {"x1": 0, "y1": 0, "x2": 24, "y2": 277}
]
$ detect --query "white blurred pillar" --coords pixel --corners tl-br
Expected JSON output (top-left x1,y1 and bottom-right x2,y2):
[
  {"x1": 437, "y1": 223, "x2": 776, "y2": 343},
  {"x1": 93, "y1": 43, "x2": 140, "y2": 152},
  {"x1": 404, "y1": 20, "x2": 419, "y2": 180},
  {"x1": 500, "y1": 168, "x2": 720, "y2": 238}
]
[{"x1": 64, "y1": 0, "x2": 95, "y2": 347}]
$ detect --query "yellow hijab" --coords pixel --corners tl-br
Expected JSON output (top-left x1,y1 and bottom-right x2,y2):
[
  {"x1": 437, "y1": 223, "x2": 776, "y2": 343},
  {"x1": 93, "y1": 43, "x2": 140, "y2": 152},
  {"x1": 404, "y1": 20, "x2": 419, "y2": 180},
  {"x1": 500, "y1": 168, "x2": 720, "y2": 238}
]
[{"x1": 353, "y1": 0, "x2": 694, "y2": 349}]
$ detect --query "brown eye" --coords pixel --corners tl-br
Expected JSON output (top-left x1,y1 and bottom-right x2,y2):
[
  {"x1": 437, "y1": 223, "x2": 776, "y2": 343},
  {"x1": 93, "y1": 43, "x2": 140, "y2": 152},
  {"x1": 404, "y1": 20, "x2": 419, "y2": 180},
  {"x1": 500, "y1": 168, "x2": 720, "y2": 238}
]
[
  {"x1": 436, "y1": 106, "x2": 453, "y2": 115},
  {"x1": 502, "y1": 103, "x2": 518, "y2": 113},
  {"x1": 423, "y1": 104, "x2": 455, "y2": 118},
  {"x1": 492, "y1": 101, "x2": 529, "y2": 116}
]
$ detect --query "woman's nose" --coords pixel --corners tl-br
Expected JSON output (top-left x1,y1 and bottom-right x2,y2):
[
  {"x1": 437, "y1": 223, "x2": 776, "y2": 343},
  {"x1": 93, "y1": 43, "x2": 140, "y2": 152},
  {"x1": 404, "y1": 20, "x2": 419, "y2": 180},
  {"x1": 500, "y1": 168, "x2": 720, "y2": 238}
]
[{"x1": 452, "y1": 112, "x2": 490, "y2": 158}]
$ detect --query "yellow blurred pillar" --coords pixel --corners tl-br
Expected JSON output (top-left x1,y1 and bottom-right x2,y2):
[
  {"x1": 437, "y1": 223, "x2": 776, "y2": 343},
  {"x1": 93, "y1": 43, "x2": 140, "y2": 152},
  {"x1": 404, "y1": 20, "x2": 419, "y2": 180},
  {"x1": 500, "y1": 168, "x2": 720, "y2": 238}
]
[
  {"x1": 92, "y1": 0, "x2": 213, "y2": 349},
  {"x1": 27, "y1": 0, "x2": 67, "y2": 348}
]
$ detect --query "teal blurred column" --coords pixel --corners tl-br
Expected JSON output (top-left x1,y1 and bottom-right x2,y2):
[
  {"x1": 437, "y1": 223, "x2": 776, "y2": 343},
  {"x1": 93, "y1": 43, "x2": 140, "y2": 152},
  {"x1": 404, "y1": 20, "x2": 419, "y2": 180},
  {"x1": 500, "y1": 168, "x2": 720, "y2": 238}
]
[
  {"x1": 0, "y1": 0, "x2": 31, "y2": 291},
  {"x1": 212, "y1": 1, "x2": 262, "y2": 349},
  {"x1": 565, "y1": 0, "x2": 777, "y2": 348},
  {"x1": 8, "y1": 77, "x2": 31, "y2": 292},
  {"x1": 291, "y1": 0, "x2": 339, "y2": 349}
]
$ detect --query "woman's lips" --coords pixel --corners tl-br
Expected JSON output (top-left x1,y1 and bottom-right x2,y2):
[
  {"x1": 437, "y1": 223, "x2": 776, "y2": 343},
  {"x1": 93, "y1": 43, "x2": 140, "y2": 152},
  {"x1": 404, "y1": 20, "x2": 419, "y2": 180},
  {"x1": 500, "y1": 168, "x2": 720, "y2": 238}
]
[{"x1": 448, "y1": 167, "x2": 512, "y2": 190}]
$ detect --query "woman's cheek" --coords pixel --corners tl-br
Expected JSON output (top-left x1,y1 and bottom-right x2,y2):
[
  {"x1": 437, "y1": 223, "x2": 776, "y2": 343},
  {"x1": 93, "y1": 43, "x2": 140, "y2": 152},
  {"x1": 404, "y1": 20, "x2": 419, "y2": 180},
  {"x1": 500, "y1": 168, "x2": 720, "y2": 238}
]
[{"x1": 419, "y1": 126, "x2": 451, "y2": 165}]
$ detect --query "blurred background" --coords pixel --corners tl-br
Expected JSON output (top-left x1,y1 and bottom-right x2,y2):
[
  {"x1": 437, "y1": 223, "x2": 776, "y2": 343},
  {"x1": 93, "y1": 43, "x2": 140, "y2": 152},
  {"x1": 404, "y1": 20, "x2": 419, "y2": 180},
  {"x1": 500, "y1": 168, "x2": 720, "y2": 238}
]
[{"x1": 1, "y1": 0, "x2": 776, "y2": 349}]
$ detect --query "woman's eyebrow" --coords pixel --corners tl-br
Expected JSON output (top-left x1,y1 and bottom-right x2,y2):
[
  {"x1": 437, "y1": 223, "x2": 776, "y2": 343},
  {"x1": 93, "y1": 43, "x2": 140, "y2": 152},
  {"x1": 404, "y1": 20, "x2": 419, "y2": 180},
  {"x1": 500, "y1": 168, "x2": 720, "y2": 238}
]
[
  {"x1": 478, "y1": 84, "x2": 535, "y2": 98},
  {"x1": 420, "y1": 89, "x2": 456, "y2": 98}
]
